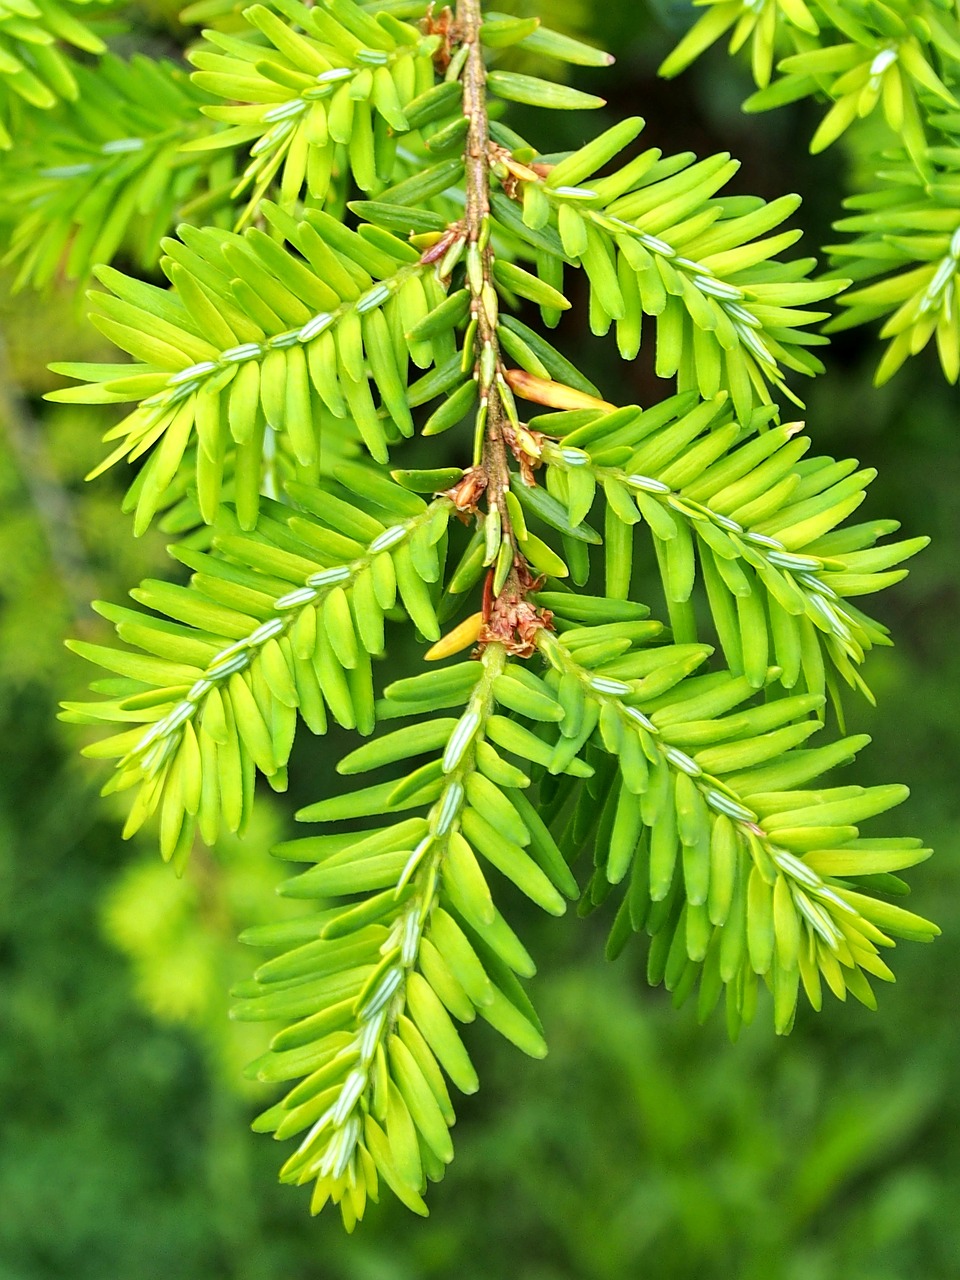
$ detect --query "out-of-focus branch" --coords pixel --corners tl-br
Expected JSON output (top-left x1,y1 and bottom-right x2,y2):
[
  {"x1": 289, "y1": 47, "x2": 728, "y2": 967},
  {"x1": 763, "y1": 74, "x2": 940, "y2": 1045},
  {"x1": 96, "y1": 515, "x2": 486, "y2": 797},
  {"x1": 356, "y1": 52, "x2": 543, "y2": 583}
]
[{"x1": 0, "y1": 330, "x2": 96, "y2": 621}]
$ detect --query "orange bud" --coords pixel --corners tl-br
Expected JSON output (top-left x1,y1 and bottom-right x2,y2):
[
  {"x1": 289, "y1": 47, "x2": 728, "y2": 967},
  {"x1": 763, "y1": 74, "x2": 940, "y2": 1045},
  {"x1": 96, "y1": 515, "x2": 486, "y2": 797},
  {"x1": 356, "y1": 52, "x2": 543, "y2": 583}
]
[
  {"x1": 503, "y1": 369, "x2": 616, "y2": 413},
  {"x1": 425, "y1": 612, "x2": 484, "y2": 662}
]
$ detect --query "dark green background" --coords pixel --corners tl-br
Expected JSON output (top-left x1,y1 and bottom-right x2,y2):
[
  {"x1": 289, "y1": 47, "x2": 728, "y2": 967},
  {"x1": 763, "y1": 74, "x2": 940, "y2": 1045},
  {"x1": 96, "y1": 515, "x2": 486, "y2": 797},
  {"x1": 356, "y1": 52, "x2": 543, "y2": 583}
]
[{"x1": 0, "y1": 3, "x2": 956, "y2": 1276}]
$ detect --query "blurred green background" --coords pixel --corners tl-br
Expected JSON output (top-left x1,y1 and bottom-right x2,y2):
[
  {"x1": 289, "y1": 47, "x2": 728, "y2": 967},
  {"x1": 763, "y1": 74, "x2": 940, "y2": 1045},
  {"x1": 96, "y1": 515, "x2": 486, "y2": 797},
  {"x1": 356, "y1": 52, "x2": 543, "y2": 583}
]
[{"x1": 1, "y1": 3, "x2": 957, "y2": 1277}]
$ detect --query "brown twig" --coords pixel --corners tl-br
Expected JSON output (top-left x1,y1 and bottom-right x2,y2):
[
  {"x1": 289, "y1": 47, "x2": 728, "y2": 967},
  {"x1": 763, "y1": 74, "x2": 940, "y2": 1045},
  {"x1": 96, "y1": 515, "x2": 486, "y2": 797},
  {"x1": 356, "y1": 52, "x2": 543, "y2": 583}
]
[{"x1": 456, "y1": 0, "x2": 551, "y2": 654}]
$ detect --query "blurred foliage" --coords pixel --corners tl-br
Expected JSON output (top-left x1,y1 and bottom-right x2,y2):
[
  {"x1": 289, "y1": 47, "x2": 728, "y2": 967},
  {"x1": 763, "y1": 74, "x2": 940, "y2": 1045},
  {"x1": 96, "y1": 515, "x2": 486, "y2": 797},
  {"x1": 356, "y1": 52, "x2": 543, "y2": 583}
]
[
  {"x1": 0, "y1": 1, "x2": 957, "y2": 1277},
  {"x1": 100, "y1": 806, "x2": 295, "y2": 1090}
]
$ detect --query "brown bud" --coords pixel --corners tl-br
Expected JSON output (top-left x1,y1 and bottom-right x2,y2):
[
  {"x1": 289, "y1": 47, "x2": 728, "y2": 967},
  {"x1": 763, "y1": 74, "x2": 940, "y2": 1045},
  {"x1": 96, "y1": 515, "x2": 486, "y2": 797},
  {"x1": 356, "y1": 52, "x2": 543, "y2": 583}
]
[{"x1": 444, "y1": 466, "x2": 488, "y2": 514}]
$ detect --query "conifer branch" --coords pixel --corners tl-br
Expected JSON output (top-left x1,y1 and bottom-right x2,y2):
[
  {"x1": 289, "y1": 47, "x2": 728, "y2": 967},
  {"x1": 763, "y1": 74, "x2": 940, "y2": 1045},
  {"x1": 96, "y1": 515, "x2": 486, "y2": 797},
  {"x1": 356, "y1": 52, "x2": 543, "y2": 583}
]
[
  {"x1": 262, "y1": 640, "x2": 512, "y2": 1214},
  {"x1": 656, "y1": 0, "x2": 960, "y2": 384},
  {"x1": 19, "y1": 0, "x2": 937, "y2": 1229},
  {"x1": 532, "y1": 616, "x2": 937, "y2": 1034},
  {"x1": 185, "y1": 1, "x2": 453, "y2": 223},
  {"x1": 482, "y1": 113, "x2": 846, "y2": 419},
  {"x1": 48, "y1": 209, "x2": 457, "y2": 530},
  {"x1": 0, "y1": 0, "x2": 108, "y2": 142},
  {"x1": 529, "y1": 394, "x2": 927, "y2": 698},
  {"x1": 63, "y1": 488, "x2": 454, "y2": 862},
  {"x1": 2, "y1": 55, "x2": 229, "y2": 287}
]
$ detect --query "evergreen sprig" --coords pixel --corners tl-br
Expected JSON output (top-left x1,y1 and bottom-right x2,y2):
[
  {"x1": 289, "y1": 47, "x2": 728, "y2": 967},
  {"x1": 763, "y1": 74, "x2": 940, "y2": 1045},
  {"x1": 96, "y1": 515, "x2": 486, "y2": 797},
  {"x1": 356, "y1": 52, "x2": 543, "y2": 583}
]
[
  {"x1": 0, "y1": 0, "x2": 108, "y2": 144},
  {"x1": 48, "y1": 203, "x2": 456, "y2": 528},
  {"x1": 28, "y1": 0, "x2": 936, "y2": 1228},
  {"x1": 531, "y1": 393, "x2": 927, "y2": 703},
  {"x1": 825, "y1": 120, "x2": 960, "y2": 382},
  {"x1": 489, "y1": 116, "x2": 845, "y2": 418},
  {"x1": 185, "y1": 1, "x2": 448, "y2": 220},
  {"x1": 2, "y1": 54, "x2": 232, "y2": 287},
  {"x1": 660, "y1": 0, "x2": 960, "y2": 383}
]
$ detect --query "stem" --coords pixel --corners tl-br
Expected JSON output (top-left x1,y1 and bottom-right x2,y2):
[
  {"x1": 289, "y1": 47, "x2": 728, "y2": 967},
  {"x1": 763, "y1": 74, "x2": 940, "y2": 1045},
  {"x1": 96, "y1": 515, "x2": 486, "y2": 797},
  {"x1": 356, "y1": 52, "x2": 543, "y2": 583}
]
[
  {"x1": 457, "y1": 0, "x2": 519, "y2": 596},
  {"x1": 404, "y1": 638, "x2": 507, "y2": 933}
]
